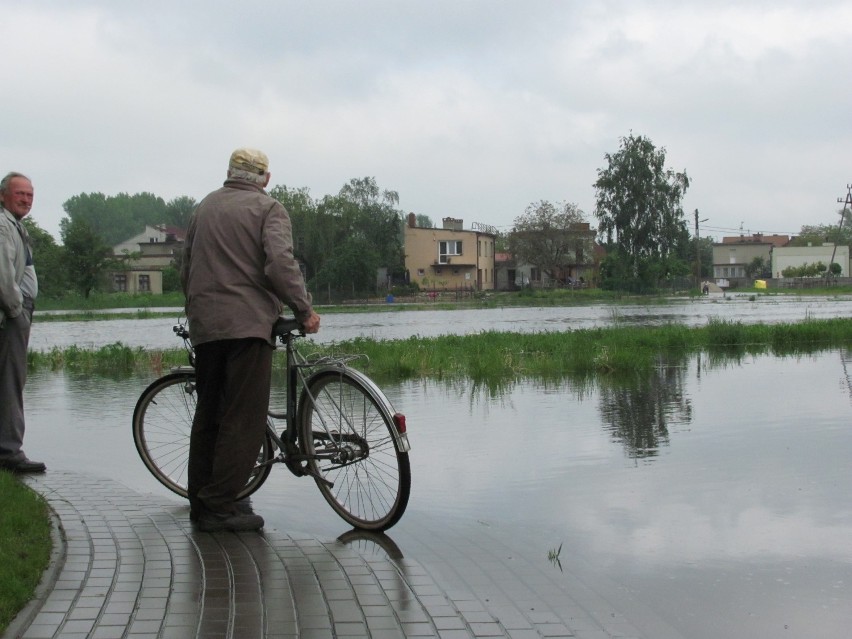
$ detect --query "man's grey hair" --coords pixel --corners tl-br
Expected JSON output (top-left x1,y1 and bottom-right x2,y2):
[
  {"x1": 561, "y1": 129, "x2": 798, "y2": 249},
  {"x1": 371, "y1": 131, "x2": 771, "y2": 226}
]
[
  {"x1": 227, "y1": 167, "x2": 268, "y2": 186},
  {"x1": 0, "y1": 172, "x2": 30, "y2": 194}
]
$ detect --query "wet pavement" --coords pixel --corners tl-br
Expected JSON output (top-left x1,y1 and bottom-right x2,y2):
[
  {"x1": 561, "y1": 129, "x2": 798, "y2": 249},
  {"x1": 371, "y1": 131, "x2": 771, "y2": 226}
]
[{"x1": 7, "y1": 471, "x2": 649, "y2": 639}]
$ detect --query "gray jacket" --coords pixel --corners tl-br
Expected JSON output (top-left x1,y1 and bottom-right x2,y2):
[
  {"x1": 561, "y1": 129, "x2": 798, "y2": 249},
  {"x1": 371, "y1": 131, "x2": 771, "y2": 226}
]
[
  {"x1": 0, "y1": 207, "x2": 27, "y2": 321},
  {"x1": 181, "y1": 179, "x2": 313, "y2": 347}
]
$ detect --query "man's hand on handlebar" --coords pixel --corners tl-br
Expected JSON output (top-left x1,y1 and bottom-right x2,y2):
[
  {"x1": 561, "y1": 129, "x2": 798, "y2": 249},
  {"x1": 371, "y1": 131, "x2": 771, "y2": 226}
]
[{"x1": 302, "y1": 311, "x2": 321, "y2": 334}]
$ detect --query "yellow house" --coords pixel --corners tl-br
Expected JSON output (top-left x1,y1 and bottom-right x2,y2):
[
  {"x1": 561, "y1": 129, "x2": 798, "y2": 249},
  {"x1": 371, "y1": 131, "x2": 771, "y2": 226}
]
[
  {"x1": 404, "y1": 214, "x2": 496, "y2": 291},
  {"x1": 111, "y1": 224, "x2": 185, "y2": 295}
]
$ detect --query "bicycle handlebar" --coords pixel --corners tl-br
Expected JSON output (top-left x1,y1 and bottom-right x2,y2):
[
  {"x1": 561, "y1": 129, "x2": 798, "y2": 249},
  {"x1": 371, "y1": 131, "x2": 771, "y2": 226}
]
[
  {"x1": 172, "y1": 317, "x2": 303, "y2": 343},
  {"x1": 273, "y1": 317, "x2": 303, "y2": 339}
]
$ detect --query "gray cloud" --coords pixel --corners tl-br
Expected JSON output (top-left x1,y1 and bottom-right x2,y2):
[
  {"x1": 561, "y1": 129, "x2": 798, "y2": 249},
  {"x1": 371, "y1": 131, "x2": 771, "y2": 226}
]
[{"x1": 3, "y1": 0, "x2": 850, "y2": 240}]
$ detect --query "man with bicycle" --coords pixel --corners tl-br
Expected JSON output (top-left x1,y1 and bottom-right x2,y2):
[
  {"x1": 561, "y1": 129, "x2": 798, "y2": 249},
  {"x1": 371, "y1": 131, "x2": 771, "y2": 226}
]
[{"x1": 181, "y1": 148, "x2": 320, "y2": 532}]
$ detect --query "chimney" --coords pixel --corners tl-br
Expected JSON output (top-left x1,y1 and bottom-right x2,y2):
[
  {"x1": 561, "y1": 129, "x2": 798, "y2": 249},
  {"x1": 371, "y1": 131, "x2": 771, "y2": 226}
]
[{"x1": 407, "y1": 212, "x2": 416, "y2": 228}]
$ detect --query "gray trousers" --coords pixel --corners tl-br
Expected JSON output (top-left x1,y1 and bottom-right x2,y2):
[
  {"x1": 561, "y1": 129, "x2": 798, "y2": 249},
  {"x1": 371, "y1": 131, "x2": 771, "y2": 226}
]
[
  {"x1": 187, "y1": 338, "x2": 272, "y2": 514},
  {"x1": 0, "y1": 299, "x2": 33, "y2": 462}
]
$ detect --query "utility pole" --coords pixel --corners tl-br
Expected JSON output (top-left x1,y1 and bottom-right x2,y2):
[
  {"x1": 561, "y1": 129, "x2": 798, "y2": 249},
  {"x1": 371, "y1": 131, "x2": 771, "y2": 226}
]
[
  {"x1": 828, "y1": 184, "x2": 852, "y2": 279},
  {"x1": 694, "y1": 209, "x2": 708, "y2": 288},
  {"x1": 694, "y1": 209, "x2": 700, "y2": 286}
]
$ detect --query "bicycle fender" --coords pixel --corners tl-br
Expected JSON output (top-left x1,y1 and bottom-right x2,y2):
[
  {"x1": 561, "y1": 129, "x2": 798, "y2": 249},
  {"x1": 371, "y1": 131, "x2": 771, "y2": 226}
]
[{"x1": 308, "y1": 366, "x2": 411, "y2": 453}]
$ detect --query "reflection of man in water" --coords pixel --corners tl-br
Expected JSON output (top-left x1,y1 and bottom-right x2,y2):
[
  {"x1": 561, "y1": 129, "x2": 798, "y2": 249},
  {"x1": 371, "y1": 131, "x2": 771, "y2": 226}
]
[{"x1": 0, "y1": 172, "x2": 46, "y2": 473}]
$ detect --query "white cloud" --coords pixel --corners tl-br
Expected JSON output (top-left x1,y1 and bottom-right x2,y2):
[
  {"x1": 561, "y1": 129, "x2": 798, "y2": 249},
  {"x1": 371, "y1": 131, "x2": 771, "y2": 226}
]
[{"x1": 2, "y1": 0, "x2": 851, "y2": 240}]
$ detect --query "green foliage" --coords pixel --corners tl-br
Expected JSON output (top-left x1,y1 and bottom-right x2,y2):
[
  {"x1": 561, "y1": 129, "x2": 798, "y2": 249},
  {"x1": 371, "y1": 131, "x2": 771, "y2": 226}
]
[
  {"x1": 310, "y1": 235, "x2": 381, "y2": 295},
  {"x1": 594, "y1": 132, "x2": 691, "y2": 288},
  {"x1": 22, "y1": 218, "x2": 69, "y2": 298},
  {"x1": 62, "y1": 192, "x2": 169, "y2": 245},
  {"x1": 793, "y1": 214, "x2": 852, "y2": 249},
  {"x1": 26, "y1": 316, "x2": 852, "y2": 384},
  {"x1": 745, "y1": 256, "x2": 771, "y2": 278},
  {"x1": 0, "y1": 473, "x2": 51, "y2": 633},
  {"x1": 781, "y1": 261, "x2": 836, "y2": 278},
  {"x1": 508, "y1": 200, "x2": 593, "y2": 280},
  {"x1": 271, "y1": 177, "x2": 405, "y2": 299},
  {"x1": 33, "y1": 290, "x2": 185, "y2": 312},
  {"x1": 59, "y1": 217, "x2": 116, "y2": 298},
  {"x1": 598, "y1": 251, "x2": 689, "y2": 293},
  {"x1": 163, "y1": 196, "x2": 197, "y2": 229},
  {"x1": 390, "y1": 282, "x2": 420, "y2": 297},
  {"x1": 161, "y1": 266, "x2": 182, "y2": 293}
]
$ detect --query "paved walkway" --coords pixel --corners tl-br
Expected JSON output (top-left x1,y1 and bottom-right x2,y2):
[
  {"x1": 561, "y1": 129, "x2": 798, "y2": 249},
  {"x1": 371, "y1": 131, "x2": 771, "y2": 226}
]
[{"x1": 7, "y1": 471, "x2": 646, "y2": 639}]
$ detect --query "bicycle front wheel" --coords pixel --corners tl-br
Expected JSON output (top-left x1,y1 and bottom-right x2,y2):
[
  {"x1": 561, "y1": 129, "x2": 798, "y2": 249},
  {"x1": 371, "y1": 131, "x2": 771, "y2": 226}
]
[
  {"x1": 132, "y1": 370, "x2": 274, "y2": 499},
  {"x1": 299, "y1": 369, "x2": 411, "y2": 531}
]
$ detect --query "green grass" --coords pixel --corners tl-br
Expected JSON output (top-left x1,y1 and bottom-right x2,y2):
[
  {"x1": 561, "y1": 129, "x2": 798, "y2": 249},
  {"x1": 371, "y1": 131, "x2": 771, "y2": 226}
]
[
  {"x1": 0, "y1": 473, "x2": 52, "y2": 634},
  {"x1": 307, "y1": 318, "x2": 852, "y2": 384},
  {"x1": 27, "y1": 318, "x2": 852, "y2": 384}
]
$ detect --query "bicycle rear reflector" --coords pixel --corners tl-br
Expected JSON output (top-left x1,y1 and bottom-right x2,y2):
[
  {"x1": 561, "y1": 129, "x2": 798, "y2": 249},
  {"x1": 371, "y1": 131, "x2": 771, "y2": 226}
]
[{"x1": 393, "y1": 413, "x2": 407, "y2": 433}]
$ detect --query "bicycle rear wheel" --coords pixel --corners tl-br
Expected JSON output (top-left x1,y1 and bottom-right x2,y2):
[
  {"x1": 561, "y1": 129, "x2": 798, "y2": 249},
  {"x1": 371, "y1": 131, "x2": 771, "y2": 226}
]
[
  {"x1": 299, "y1": 369, "x2": 411, "y2": 531},
  {"x1": 132, "y1": 370, "x2": 274, "y2": 499}
]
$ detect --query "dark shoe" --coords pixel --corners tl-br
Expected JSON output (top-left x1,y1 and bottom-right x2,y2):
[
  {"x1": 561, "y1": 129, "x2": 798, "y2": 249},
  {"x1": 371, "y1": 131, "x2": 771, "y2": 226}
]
[
  {"x1": 0, "y1": 458, "x2": 46, "y2": 473},
  {"x1": 190, "y1": 498, "x2": 253, "y2": 522},
  {"x1": 197, "y1": 510, "x2": 264, "y2": 533}
]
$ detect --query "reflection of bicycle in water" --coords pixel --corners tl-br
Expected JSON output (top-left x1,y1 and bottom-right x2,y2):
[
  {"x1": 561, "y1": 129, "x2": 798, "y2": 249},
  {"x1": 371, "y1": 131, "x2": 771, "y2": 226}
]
[
  {"x1": 337, "y1": 528, "x2": 404, "y2": 561},
  {"x1": 133, "y1": 318, "x2": 412, "y2": 531}
]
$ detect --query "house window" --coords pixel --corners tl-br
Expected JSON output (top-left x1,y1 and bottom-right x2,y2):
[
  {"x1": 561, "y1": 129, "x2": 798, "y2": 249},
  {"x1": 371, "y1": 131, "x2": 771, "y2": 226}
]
[
  {"x1": 138, "y1": 274, "x2": 150, "y2": 292},
  {"x1": 114, "y1": 274, "x2": 127, "y2": 292},
  {"x1": 530, "y1": 268, "x2": 541, "y2": 282},
  {"x1": 438, "y1": 240, "x2": 462, "y2": 264}
]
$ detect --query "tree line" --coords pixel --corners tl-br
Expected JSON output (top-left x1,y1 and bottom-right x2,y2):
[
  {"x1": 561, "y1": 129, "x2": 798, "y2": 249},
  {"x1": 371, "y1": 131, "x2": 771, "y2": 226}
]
[
  {"x1": 25, "y1": 131, "x2": 842, "y2": 301},
  {"x1": 26, "y1": 178, "x2": 415, "y2": 300}
]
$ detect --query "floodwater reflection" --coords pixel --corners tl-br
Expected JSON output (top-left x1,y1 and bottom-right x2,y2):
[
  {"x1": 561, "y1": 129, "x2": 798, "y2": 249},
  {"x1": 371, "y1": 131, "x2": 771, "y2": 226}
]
[
  {"x1": 597, "y1": 362, "x2": 691, "y2": 460},
  {"x1": 22, "y1": 348, "x2": 852, "y2": 638}
]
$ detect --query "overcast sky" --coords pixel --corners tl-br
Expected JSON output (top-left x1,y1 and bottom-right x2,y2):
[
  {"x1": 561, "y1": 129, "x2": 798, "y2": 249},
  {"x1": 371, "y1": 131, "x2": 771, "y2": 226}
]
[{"x1": 4, "y1": 0, "x2": 851, "y2": 242}]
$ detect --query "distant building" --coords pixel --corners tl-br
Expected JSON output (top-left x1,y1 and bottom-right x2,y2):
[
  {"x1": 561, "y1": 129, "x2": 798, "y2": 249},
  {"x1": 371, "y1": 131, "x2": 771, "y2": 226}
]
[
  {"x1": 495, "y1": 223, "x2": 599, "y2": 290},
  {"x1": 111, "y1": 225, "x2": 185, "y2": 294},
  {"x1": 772, "y1": 243, "x2": 849, "y2": 278},
  {"x1": 712, "y1": 233, "x2": 789, "y2": 284},
  {"x1": 404, "y1": 215, "x2": 496, "y2": 291}
]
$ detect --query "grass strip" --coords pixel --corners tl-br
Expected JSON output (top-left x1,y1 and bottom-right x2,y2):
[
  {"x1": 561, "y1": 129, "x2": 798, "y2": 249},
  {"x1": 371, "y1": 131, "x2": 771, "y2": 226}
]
[
  {"x1": 0, "y1": 473, "x2": 52, "y2": 634},
  {"x1": 27, "y1": 318, "x2": 852, "y2": 382}
]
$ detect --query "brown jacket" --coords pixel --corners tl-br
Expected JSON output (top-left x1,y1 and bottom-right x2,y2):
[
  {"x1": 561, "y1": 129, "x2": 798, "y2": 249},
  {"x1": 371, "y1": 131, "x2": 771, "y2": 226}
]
[{"x1": 181, "y1": 179, "x2": 313, "y2": 347}]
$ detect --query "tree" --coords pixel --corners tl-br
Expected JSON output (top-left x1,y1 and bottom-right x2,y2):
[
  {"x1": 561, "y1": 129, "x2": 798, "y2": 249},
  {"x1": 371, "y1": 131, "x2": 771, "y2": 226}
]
[
  {"x1": 745, "y1": 256, "x2": 771, "y2": 279},
  {"x1": 270, "y1": 177, "x2": 405, "y2": 298},
  {"x1": 62, "y1": 192, "x2": 171, "y2": 245},
  {"x1": 594, "y1": 133, "x2": 690, "y2": 288},
  {"x1": 164, "y1": 196, "x2": 197, "y2": 229},
  {"x1": 22, "y1": 218, "x2": 68, "y2": 298},
  {"x1": 60, "y1": 217, "x2": 117, "y2": 298},
  {"x1": 508, "y1": 200, "x2": 592, "y2": 282},
  {"x1": 792, "y1": 215, "x2": 852, "y2": 249}
]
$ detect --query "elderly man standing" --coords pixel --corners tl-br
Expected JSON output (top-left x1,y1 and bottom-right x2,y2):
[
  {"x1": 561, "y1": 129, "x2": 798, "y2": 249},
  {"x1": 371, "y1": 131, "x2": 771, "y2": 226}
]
[
  {"x1": 0, "y1": 172, "x2": 45, "y2": 473},
  {"x1": 181, "y1": 148, "x2": 320, "y2": 532}
]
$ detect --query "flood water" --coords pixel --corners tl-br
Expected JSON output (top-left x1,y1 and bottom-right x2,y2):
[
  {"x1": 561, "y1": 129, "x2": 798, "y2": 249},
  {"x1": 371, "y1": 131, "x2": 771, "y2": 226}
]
[
  {"x1": 29, "y1": 293, "x2": 852, "y2": 351},
  {"x1": 21, "y1": 299, "x2": 852, "y2": 638}
]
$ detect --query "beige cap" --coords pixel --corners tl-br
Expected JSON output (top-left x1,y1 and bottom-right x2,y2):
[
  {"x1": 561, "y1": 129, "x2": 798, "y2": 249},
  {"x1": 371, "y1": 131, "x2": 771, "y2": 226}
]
[{"x1": 229, "y1": 148, "x2": 269, "y2": 175}]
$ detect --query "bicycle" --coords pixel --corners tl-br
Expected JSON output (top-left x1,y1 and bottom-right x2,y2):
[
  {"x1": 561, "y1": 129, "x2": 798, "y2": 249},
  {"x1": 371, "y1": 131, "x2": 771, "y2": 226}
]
[{"x1": 132, "y1": 317, "x2": 411, "y2": 531}]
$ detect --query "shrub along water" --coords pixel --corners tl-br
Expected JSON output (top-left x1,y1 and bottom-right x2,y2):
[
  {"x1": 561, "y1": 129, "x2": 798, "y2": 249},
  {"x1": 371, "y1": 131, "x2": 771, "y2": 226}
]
[{"x1": 27, "y1": 318, "x2": 852, "y2": 382}]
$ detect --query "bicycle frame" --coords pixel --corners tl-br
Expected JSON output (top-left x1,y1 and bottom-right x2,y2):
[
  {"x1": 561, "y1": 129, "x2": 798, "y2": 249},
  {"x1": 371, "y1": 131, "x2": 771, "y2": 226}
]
[
  {"x1": 239, "y1": 318, "x2": 410, "y2": 483},
  {"x1": 138, "y1": 318, "x2": 412, "y2": 530}
]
